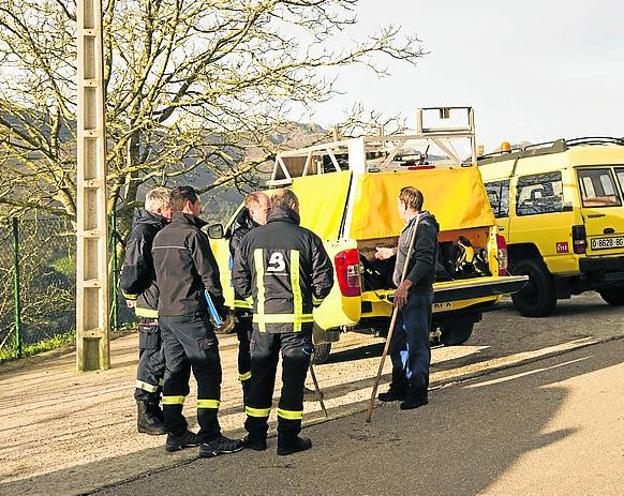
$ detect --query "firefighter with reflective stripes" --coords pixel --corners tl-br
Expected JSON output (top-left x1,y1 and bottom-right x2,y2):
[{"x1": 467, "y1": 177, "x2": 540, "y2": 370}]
[
  {"x1": 227, "y1": 192, "x2": 272, "y2": 402},
  {"x1": 152, "y1": 186, "x2": 243, "y2": 457},
  {"x1": 232, "y1": 189, "x2": 334, "y2": 456},
  {"x1": 120, "y1": 187, "x2": 174, "y2": 436}
]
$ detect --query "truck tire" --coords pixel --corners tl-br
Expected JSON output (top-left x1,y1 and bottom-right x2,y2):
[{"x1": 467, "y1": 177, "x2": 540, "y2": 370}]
[
  {"x1": 312, "y1": 343, "x2": 332, "y2": 365},
  {"x1": 598, "y1": 286, "x2": 624, "y2": 306},
  {"x1": 510, "y1": 258, "x2": 557, "y2": 317},
  {"x1": 440, "y1": 322, "x2": 474, "y2": 346}
]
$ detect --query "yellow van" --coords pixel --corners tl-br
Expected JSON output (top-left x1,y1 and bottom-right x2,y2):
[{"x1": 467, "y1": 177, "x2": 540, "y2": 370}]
[
  {"x1": 209, "y1": 108, "x2": 527, "y2": 362},
  {"x1": 478, "y1": 137, "x2": 624, "y2": 317}
]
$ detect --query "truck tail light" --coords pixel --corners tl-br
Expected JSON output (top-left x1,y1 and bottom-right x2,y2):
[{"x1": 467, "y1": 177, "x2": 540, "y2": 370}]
[
  {"x1": 496, "y1": 234, "x2": 509, "y2": 275},
  {"x1": 335, "y1": 249, "x2": 361, "y2": 297},
  {"x1": 572, "y1": 225, "x2": 587, "y2": 254}
]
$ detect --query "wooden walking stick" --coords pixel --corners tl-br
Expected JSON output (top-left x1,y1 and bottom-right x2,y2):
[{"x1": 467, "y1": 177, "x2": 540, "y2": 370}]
[
  {"x1": 309, "y1": 363, "x2": 328, "y2": 418},
  {"x1": 365, "y1": 214, "x2": 422, "y2": 423}
]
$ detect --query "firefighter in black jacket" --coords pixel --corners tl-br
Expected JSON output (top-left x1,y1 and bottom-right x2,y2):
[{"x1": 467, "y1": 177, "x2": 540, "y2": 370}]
[
  {"x1": 152, "y1": 186, "x2": 243, "y2": 457},
  {"x1": 227, "y1": 192, "x2": 272, "y2": 402},
  {"x1": 233, "y1": 189, "x2": 334, "y2": 456},
  {"x1": 120, "y1": 187, "x2": 174, "y2": 436}
]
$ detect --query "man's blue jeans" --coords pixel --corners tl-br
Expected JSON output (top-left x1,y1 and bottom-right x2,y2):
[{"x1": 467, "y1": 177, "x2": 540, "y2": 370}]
[{"x1": 389, "y1": 289, "x2": 434, "y2": 393}]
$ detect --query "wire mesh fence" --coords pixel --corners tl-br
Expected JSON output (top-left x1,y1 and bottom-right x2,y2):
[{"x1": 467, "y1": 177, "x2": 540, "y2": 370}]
[{"x1": 0, "y1": 215, "x2": 129, "y2": 361}]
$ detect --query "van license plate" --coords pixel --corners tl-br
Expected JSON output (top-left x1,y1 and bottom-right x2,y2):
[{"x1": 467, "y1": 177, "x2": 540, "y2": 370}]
[{"x1": 590, "y1": 236, "x2": 624, "y2": 250}]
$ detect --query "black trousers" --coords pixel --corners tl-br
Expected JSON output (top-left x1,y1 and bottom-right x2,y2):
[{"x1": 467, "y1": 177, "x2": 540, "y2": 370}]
[
  {"x1": 244, "y1": 330, "x2": 313, "y2": 441},
  {"x1": 235, "y1": 313, "x2": 252, "y2": 398},
  {"x1": 160, "y1": 312, "x2": 222, "y2": 442},
  {"x1": 134, "y1": 318, "x2": 166, "y2": 402}
]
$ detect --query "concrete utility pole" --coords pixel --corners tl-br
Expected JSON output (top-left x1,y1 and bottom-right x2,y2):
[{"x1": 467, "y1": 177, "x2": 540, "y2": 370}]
[{"x1": 76, "y1": 0, "x2": 110, "y2": 371}]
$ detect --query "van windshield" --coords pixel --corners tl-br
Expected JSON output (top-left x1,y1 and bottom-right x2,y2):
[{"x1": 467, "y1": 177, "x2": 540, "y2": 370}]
[{"x1": 577, "y1": 167, "x2": 622, "y2": 208}]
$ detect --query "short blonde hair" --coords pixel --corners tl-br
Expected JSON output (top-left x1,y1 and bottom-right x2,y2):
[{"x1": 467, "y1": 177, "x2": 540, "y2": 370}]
[
  {"x1": 145, "y1": 187, "x2": 172, "y2": 212},
  {"x1": 244, "y1": 192, "x2": 269, "y2": 209},
  {"x1": 271, "y1": 189, "x2": 299, "y2": 209}
]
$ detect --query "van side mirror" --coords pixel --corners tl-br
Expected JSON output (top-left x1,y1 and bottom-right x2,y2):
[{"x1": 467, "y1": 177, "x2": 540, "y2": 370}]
[{"x1": 207, "y1": 223, "x2": 224, "y2": 239}]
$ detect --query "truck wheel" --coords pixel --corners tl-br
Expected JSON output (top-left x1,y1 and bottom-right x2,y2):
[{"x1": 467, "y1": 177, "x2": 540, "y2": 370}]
[
  {"x1": 510, "y1": 258, "x2": 557, "y2": 317},
  {"x1": 440, "y1": 322, "x2": 474, "y2": 346},
  {"x1": 598, "y1": 286, "x2": 624, "y2": 306},
  {"x1": 312, "y1": 343, "x2": 332, "y2": 365}
]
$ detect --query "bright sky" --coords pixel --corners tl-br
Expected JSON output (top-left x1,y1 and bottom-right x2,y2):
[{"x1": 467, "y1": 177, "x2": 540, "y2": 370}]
[{"x1": 311, "y1": 0, "x2": 624, "y2": 152}]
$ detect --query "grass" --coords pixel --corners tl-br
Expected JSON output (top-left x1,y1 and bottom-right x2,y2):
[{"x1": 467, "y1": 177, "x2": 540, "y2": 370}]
[{"x1": 0, "y1": 323, "x2": 136, "y2": 363}]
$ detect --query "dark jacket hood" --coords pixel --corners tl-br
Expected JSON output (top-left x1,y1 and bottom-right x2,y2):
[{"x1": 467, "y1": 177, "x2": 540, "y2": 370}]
[
  {"x1": 229, "y1": 208, "x2": 258, "y2": 237},
  {"x1": 134, "y1": 209, "x2": 168, "y2": 228},
  {"x1": 172, "y1": 212, "x2": 208, "y2": 229},
  {"x1": 267, "y1": 205, "x2": 300, "y2": 226}
]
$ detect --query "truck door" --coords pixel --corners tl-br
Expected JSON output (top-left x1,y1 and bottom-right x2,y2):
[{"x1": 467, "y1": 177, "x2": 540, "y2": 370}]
[{"x1": 577, "y1": 166, "x2": 624, "y2": 255}]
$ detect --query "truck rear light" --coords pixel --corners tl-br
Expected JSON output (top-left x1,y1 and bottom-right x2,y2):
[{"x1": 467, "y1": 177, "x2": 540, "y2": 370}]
[
  {"x1": 496, "y1": 234, "x2": 509, "y2": 275},
  {"x1": 335, "y1": 249, "x2": 361, "y2": 297},
  {"x1": 572, "y1": 225, "x2": 587, "y2": 254}
]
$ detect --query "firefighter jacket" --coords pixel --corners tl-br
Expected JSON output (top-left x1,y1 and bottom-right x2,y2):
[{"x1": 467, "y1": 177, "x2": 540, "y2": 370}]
[
  {"x1": 120, "y1": 210, "x2": 168, "y2": 318},
  {"x1": 152, "y1": 212, "x2": 225, "y2": 317},
  {"x1": 228, "y1": 208, "x2": 258, "y2": 311},
  {"x1": 232, "y1": 205, "x2": 334, "y2": 333},
  {"x1": 393, "y1": 210, "x2": 439, "y2": 290}
]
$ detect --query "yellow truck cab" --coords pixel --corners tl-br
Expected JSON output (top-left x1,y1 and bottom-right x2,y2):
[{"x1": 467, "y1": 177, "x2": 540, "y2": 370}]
[
  {"x1": 210, "y1": 107, "x2": 527, "y2": 363},
  {"x1": 478, "y1": 137, "x2": 624, "y2": 317}
]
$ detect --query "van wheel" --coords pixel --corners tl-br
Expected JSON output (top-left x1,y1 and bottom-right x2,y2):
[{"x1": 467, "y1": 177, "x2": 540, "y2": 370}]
[
  {"x1": 598, "y1": 286, "x2": 624, "y2": 306},
  {"x1": 440, "y1": 322, "x2": 474, "y2": 346},
  {"x1": 312, "y1": 343, "x2": 332, "y2": 365},
  {"x1": 510, "y1": 258, "x2": 557, "y2": 317}
]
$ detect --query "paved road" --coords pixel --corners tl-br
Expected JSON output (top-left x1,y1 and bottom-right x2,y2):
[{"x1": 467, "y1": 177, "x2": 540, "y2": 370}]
[
  {"x1": 1, "y1": 293, "x2": 622, "y2": 495},
  {"x1": 95, "y1": 338, "x2": 624, "y2": 496}
]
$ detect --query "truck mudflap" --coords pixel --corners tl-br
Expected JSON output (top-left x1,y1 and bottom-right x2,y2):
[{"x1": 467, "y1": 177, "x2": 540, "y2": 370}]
[{"x1": 370, "y1": 275, "x2": 528, "y2": 304}]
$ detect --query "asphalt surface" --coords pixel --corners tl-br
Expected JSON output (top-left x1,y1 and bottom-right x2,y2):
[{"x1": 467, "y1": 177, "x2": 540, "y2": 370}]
[{"x1": 94, "y1": 338, "x2": 624, "y2": 496}]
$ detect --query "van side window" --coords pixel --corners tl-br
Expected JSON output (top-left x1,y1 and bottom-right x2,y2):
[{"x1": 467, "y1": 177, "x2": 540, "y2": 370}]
[
  {"x1": 516, "y1": 172, "x2": 564, "y2": 216},
  {"x1": 485, "y1": 180, "x2": 510, "y2": 218},
  {"x1": 578, "y1": 168, "x2": 622, "y2": 208},
  {"x1": 617, "y1": 168, "x2": 624, "y2": 196}
]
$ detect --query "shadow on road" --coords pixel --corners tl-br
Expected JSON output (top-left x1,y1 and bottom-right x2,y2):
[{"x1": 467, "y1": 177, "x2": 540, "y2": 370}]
[{"x1": 3, "y1": 338, "x2": 623, "y2": 496}]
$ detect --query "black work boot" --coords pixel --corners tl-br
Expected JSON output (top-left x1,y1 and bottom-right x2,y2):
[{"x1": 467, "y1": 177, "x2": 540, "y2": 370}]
[
  {"x1": 378, "y1": 386, "x2": 407, "y2": 402},
  {"x1": 199, "y1": 435, "x2": 244, "y2": 458},
  {"x1": 165, "y1": 430, "x2": 200, "y2": 452},
  {"x1": 137, "y1": 400, "x2": 166, "y2": 435},
  {"x1": 242, "y1": 434, "x2": 268, "y2": 451},
  {"x1": 400, "y1": 388, "x2": 429, "y2": 411},
  {"x1": 277, "y1": 436, "x2": 312, "y2": 456}
]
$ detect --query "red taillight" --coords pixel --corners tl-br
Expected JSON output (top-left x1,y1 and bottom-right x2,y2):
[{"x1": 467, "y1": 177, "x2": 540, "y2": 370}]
[
  {"x1": 572, "y1": 225, "x2": 587, "y2": 254},
  {"x1": 334, "y1": 249, "x2": 361, "y2": 297},
  {"x1": 496, "y1": 234, "x2": 509, "y2": 275}
]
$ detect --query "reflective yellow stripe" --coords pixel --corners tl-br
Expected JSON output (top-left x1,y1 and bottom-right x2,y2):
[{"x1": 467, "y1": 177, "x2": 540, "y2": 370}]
[
  {"x1": 312, "y1": 296, "x2": 324, "y2": 306},
  {"x1": 162, "y1": 395, "x2": 186, "y2": 405},
  {"x1": 291, "y1": 250, "x2": 302, "y2": 333},
  {"x1": 254, "y1": 249, "x2": 266, "y2": 333},
  {"x1": 252, "y1": 314, "x2": 314, "y2": 324},
  {"x1": 277, "y1": 408, "x2": 303, "y2": 420},
  {"x1": 239, "y1": 371, "x2": 252, "y2": 382},
  {"x1": 234, "y1": 299, "x2": 253, "y2": 309},
  {"x1": 135, "y1": 307, "x2": 159, "y2": 318},
  {"x1": 197, "y1": 399, "x2": 220, "y2": 409},
  {"x1": 246, "y1": 406, "x2": 271, "y2": 417},
  {"x1": 122, "y1": 292, "x2": 138, "y2": 300},
  {"x1": 135, "y1": 380, "x2": 159, "y2": 393}
]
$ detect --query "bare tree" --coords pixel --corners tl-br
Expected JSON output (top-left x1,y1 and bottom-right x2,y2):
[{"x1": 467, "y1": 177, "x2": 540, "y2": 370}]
[{"x1": 0, "y1": 0, "x2": 425, "y2": 233}]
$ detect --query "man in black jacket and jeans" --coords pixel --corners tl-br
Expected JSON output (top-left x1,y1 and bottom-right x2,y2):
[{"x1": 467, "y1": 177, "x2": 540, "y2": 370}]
[
  {"x1": 120, "y1": 187, "x2": 174, "y2": 436},
  {"x1": 233, "y1": 189, "x2": 334, "y2": 456},
  {"x1": 227, "y1": 192, "x2": 272, "y2": 402},
  {"x1": 375, "y1": 186, "x2": 439, "y2": 410},
  {"x1": 152, "y1": 186, "x2": 243, "y2": 457}
]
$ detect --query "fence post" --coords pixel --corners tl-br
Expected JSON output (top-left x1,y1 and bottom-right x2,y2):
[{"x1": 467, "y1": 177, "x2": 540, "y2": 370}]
[
  {"x1": 11, "y1": 217, "x2": 22, "y2": 358},
  {"x1": 110, "y1": 210, "x2": 119, "y2": 332}
]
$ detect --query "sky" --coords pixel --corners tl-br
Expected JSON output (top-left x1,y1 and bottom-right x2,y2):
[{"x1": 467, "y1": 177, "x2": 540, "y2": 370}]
[{"x1": 310, "y1": 0, "x2": 624, "y2": 152}]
